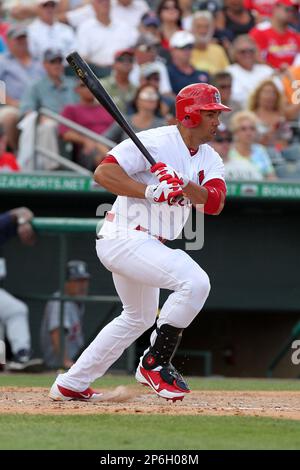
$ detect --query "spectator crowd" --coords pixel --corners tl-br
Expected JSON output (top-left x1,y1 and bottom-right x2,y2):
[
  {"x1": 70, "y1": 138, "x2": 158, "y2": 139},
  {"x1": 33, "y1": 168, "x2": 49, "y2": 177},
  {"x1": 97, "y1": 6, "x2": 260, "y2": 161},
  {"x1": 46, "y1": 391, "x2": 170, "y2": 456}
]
[{"x1": 1, "y1": 0, "x2": 300, "y2": 179}]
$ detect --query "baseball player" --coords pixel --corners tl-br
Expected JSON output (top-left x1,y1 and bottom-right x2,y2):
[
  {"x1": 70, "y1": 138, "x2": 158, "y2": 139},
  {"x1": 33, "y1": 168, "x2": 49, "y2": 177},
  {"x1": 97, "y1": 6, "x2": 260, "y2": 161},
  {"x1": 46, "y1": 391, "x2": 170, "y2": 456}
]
[
  {"x1": 49, "y1": 83, "x2": 230, "y2": 402},
  {"x1": 40, "y1": 260, "x2": 90, "y2": 370},
  {"x1": 0, "y1": 207, "x2": 43, "y2": 372}
]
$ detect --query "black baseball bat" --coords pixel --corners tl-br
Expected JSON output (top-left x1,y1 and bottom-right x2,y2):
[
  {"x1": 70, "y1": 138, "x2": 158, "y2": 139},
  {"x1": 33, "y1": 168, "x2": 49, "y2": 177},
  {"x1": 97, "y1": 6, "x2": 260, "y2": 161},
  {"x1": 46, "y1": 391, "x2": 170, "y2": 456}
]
[{"x1": 66, "y1": 51, "x2": 156, "y2": 166}]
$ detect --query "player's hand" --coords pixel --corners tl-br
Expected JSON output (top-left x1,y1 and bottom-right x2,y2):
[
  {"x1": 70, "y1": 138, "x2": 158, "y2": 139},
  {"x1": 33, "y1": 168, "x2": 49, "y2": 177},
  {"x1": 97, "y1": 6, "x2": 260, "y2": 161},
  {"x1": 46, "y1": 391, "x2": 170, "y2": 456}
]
[
  {"x1": 10, "y1": 207, "x2": 34, "y2": 224},
  {"x1": 173, "y1": 196, "x2": 191, "y2": 207},
  {"x1": 151, "y1": 162, "x2": 189, "y2": 188},
  {"x1": 145, "y1": 180, "x2": 184, "y2": 206}
]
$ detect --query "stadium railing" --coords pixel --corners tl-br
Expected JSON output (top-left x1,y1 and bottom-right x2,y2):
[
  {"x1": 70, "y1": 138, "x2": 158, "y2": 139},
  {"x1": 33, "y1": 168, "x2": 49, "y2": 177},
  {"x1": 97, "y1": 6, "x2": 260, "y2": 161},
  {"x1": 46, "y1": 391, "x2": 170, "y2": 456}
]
[{"x1": 31, "y1": 107, "x2": 116, "y2": 172}]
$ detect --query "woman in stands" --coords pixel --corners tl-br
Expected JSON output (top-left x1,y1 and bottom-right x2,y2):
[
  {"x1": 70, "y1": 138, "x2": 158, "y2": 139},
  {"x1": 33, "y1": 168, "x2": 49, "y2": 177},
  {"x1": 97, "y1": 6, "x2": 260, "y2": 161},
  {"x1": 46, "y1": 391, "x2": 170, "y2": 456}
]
[
  {"x1": 104, "y1": 84, "x2": 167, "y2": 144},
  {"x1": 228, "y1": 110, "x2": 277, "y2": 180},
  {"x1": 157, "y1": 0, "x2": 182, "y2": 51},
  {"x1": 248, "y1": 79, "x2": 292, "y2": 152},
  {"x1": 215, "y1": 0, "x2": 256, "y2": 41}
]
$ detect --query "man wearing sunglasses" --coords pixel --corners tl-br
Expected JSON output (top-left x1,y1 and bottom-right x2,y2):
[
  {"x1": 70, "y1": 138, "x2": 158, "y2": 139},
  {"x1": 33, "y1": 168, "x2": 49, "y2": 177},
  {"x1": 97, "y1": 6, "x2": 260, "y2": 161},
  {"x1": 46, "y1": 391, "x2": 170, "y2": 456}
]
[
  {"x1": 130, "y1": 33, "x2": 173, "y2": 97},
  {"x1": 18, "y1": 48, "x2": 78, "y2": 170},
  {"x1": 167, "y1": 30, "x2": 209, "y2": 94},
  {"x1": 101, "y1": 49, "x2": 136, "y2": 113},
  {"x1": 0, "y1": 24, "x2": 44, "y2": 152},
  {"x1": 20, "y1": 48, "x2": 78, "y2": 117},
  {"x1": 226, "y1": 34, "x2": 273, "y2": 107}
]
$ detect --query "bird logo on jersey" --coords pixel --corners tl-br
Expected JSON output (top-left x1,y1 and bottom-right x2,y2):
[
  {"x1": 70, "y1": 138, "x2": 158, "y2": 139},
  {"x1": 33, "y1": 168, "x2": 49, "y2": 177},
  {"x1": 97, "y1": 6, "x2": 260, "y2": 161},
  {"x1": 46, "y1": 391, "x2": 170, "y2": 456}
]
[{"x1": 198, "y1": 170, "x2": 204, "y2": 185}]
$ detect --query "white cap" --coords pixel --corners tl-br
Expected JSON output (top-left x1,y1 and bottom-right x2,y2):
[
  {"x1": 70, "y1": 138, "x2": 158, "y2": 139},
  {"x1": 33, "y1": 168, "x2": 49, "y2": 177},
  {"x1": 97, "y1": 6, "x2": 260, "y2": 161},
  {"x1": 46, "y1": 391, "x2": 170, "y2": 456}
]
[
  {"x1": 170, "y1": 31, "x2": 195, "y2": 48},
  {"x1": 140, "y1": 62, "x2": 161, "y2": 78}
]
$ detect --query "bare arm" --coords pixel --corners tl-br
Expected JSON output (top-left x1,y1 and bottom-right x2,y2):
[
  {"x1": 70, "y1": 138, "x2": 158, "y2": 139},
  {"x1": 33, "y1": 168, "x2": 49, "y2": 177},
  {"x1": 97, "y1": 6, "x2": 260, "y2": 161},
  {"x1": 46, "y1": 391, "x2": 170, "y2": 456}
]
[
  {"x1": 62, "y1": 130, "x2": 87, "y2": 146},
  {"x1": 5, "y1": 96, "x2": 19, "y2": 107},
  {"x1": 94, "y1": 163, "x2": 147, "y2": 198},
  {"x1": 183, "y1": 181, "x2": 225, "y2": 215},
  {"x1": 10, "y1": 5, "x2": 37, "y2": 20},
  {"x1": 50, "y1": 328, "x2": 73, "y2": 368},
  {"x1": 62, "y1": 131, "x2": 109, "y2": 162},
  {"x1": 61, "y1": 130, "x2": 106, "y2": 153},
  {"x1": 50, "y1": 328, "x2": 60, "y2": 356},
  {"x1": 284, "y1": 103, "x2": 300, "y2": 121},
  {"x1": 183, "y1": 181, "x2": 208, "y2": 206}
]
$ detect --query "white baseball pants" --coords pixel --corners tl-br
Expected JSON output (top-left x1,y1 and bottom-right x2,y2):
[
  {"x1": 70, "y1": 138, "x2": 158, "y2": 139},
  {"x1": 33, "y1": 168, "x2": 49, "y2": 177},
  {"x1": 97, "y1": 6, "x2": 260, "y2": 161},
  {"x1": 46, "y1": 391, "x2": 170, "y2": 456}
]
[
  {"x1": 57, "y1": 237, "x2": 210, "y2": 391},
  {"x1": 0, "y1": 288, "x2": 31, "y2": 354}
]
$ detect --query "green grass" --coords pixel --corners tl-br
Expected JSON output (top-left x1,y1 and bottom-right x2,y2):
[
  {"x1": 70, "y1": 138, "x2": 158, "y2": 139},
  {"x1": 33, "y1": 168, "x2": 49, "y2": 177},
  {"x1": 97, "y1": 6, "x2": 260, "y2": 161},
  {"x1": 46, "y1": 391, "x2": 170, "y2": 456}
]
[
  {"x1": 0, "y1": 373, "x2": 299, "y2": 391},
  {"x1": 1, "y1": 374, "x2": 299, "y2": 450},
  {"x1": 0, "y1": 414, "x2": 300, "y2": 450},
  {"x1": 0, "y1": 372, "x2": 135, "y2": 389}
]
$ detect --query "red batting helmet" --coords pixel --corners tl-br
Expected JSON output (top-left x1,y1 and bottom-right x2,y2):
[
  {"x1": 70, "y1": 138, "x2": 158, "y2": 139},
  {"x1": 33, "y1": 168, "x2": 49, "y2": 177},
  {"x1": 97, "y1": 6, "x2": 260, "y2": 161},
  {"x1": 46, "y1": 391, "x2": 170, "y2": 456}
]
[{"x1": 176, "y1": 83, "x2": 231, "y2": 128}]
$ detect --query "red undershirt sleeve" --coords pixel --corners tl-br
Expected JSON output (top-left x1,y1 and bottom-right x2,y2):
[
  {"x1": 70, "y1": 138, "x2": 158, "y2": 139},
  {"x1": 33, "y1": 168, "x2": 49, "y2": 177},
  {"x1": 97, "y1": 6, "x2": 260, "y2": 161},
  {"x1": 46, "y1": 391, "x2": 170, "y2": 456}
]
[
  {"x1": 203, "y1": 178, "x2": 226, "y2": 215},
  {"x1": 100, "y1": 155, "x2": 119, "y2": 165}
]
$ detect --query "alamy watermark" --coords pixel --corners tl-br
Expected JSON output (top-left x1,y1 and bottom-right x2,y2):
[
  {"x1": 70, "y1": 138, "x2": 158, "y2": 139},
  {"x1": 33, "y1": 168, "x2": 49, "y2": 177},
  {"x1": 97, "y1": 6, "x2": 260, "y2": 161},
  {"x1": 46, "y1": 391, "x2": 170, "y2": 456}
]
[
  {"x1": 290, "y1": 80, "x2": 300, "y2": 106},
  {"x1": 0, "y1": 80, "x2": 6, "y2": 105},
  {"x1": 0, "y1": 340, "x2": 5, "y2": 365},
  {"x1": 291, "y1": 340, "x2": 300, "y2": 365},
  {"x1": 96, "y1": 201, "x2": 205, "y2": 250}
]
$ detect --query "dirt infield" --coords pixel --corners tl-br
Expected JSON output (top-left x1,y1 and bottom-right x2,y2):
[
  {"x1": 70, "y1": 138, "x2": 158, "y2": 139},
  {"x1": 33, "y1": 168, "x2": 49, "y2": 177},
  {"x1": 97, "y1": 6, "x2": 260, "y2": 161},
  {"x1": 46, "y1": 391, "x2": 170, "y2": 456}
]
[{"x1": 1, "y1": 387, "x2": 300, "y2": 420}]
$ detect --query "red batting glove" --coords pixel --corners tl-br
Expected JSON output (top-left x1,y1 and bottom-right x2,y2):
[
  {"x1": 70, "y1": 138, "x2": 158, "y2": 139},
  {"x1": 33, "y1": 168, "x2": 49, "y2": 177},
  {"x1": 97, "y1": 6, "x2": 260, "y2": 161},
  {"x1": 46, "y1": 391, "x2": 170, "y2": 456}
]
[{"x1": 151, "y1": 162, "x2": 189, "y2": 188}]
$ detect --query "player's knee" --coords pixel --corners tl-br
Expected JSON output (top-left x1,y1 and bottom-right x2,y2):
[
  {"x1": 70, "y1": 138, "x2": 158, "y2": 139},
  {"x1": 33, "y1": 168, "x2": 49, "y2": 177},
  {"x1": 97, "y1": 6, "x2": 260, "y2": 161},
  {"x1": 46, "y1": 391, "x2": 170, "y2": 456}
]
[
  {"x1": 9, "y1": 300, "x2": 28, "y2": 319},
  {"x1": 184, "y1": 269, "x2": 211, "y2": 309}
]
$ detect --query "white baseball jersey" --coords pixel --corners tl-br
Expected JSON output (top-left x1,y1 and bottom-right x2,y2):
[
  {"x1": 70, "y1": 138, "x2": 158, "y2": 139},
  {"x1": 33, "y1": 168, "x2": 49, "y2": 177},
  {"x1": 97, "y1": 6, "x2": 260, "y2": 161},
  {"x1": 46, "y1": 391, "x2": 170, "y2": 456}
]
[{"x1": 99, "y1": 125, "x2": 225, "y2": 240}]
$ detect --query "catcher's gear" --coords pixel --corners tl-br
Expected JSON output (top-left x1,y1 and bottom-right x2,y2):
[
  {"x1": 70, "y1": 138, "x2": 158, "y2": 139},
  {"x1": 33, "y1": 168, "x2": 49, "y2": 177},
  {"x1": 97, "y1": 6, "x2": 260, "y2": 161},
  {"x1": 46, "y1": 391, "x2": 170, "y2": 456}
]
[{"x1": 176, "y1": 83, "x2": 231, "y2": 128}]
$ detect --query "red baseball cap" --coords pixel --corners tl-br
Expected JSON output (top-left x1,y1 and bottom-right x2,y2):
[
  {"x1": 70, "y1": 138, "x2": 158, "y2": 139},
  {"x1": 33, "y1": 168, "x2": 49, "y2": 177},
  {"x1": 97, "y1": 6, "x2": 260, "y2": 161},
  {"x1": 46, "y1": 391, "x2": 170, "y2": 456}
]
[{"x1": 114, "y1": 49, "x2": 134, "y2": 61}]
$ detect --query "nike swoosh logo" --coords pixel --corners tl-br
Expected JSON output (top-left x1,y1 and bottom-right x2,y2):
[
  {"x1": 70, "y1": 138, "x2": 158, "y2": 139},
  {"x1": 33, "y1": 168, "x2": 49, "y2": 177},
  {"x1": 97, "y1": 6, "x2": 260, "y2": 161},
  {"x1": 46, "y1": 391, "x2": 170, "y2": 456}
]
[
  {"x1": 147, "y1": 374, "x2": 160, "y2": 391},
  {"x1": 79, "y1": 393, "x2": 91, "y2": 399}
]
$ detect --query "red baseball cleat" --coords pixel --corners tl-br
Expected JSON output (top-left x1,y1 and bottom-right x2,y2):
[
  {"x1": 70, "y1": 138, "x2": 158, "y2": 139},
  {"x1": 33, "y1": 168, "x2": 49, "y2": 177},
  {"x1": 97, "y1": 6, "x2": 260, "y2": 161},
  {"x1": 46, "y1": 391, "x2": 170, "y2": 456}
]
[
  {"x1": 49, "y1": 383, "x2": 103, "y2": 402},
  {"x1": 135, "y1": 362, "x2": 190, "y2": 401}
]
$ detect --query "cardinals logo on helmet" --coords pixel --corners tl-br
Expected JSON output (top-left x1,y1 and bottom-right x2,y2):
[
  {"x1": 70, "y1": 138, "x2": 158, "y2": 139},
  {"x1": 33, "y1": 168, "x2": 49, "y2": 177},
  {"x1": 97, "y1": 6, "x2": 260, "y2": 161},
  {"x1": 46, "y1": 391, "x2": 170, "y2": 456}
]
[{"x1": 214, "y1": 92, "x2": 221, "y2": 103}]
